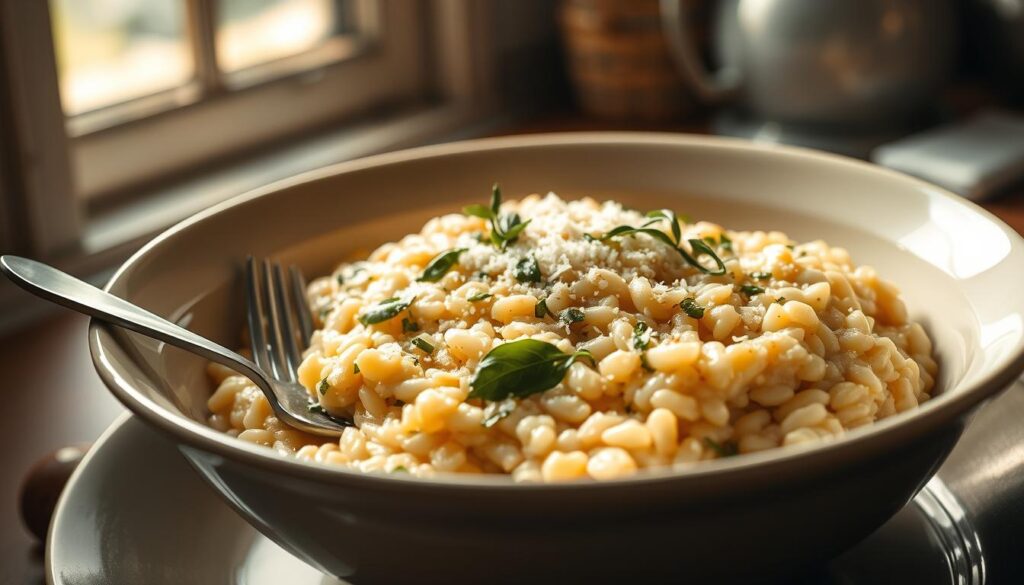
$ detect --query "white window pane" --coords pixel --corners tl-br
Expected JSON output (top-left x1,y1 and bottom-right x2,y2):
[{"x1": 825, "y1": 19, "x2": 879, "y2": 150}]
[
  {"x1": 217, "y1": 0, "x2": 349, "y2": 72},
  {"x1": 50, "y1": 0, "x2": 193, "y2": 116}
]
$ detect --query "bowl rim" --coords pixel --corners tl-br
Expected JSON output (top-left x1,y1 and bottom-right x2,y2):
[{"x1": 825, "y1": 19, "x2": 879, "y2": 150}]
[{"x1": 89, "y1": 131, "x2": 1024, "y2": 492}]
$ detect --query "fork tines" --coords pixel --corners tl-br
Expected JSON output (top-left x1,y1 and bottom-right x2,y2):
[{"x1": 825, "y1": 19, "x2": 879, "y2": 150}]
[{"x1": 244, "y1": 257, "x2": 314, "y2": 384}]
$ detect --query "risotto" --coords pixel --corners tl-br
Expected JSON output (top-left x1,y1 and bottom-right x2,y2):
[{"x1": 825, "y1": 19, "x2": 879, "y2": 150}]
[{"x1": 206, "y1": 189, "x2": 937, "y2": 482}]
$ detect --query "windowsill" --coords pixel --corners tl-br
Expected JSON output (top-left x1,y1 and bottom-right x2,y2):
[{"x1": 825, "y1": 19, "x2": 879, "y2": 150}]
[{"x1": 0, "y1": 103, "x2": 516, "y2": 333}]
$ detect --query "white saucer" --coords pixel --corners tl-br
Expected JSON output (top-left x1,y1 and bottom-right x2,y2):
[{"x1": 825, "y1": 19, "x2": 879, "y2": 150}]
[{"x1": 47, "y1": 412, "x2": 993, "y2": 585}]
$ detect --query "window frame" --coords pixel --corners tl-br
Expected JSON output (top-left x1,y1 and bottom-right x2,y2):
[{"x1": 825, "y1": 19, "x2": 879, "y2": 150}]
[
  {"x1": 71, "y1": 0, "x2": 427, "y2": 200},
  {"x1": 0, "y1": 0, "x2": 497, "y2": 265}
]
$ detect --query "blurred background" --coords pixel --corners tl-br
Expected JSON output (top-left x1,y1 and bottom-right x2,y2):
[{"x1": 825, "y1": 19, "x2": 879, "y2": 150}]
[
  {"x1": 1, "y1": 1, "x2": 1024, "y2": 581},
  {"x1": 2, "y1": 0, "x2": 1024, "y2": 332}
]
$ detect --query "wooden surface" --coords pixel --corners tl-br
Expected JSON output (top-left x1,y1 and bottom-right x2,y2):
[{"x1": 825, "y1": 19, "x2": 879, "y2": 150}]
[{"x1": 1, "y1": 116, "x2": 1023, "y2": 583}]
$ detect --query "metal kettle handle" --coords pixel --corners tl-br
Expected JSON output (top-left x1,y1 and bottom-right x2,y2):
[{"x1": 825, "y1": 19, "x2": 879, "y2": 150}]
[{"x1": 659, "y1": 0, "x2": 740, "y2": 103}]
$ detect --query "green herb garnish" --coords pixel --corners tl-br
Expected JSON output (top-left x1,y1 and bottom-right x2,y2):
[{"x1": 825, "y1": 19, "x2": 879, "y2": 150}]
[
  {"x1": 720, "y1": 234, "x2": 733, "y2": 252},
  {"x1": 704, "y1": 437, "x2": 738, "y2": 457},
  {"x1": 353, "y1": 363, "x2": 360, "y2": 374},
  {"x1": 411, "y1": 336, "x2": 435, "y2": 354},
  {"x1": 317, "y1": 379, "x2": 329, "y2": 395},
  {"x1": 535, "y1": 297, "x2": 549, "y2": 318},
  {"x1": 419, "y1": 248, "x2": 466, "y2": 282},
  {"x1": 633, "y1": 321, "x2": 652, "y2": 350},
  {"x1": 751, "y1": 271, "x2": 772, "y2": 281},
  {"x1": 595, "y1": 209, "x2": 727, "y2": 275},
  {"x1": 514, "y1": 256, "x2": 542, "y2": 283},
  {"x1": 681, "y1": 297, "x2": 705, "y2": 319},
  {"x1": 358, "y1": 296, "x2": 413, "y2": 326},
  {"x1": 391, "y1": 466, "x2": 409, "y2": 473},
  {"x1": 777, "y1": 296, "x2": 788, "y2": 305},
  {"x1": 468, "y1": 339, "x2": 595, "y2": 401},
  {"x1": 559, "y1": 307, "x2": 585, "y2": 325},
  {"x1": 481, "y1": 400, "x2": 516, "y2": 428},
  {"x1": 402, "y1": 317, "x2": 420, "y2": 333},
  {"x1": 739, "y1": 284, "x2": 764, "y2": 296},
  {"x1": 336, "y1": 274, "x2": 345, "y2": 285},
  {"x1": 468, "y1": 292, "x2": 493, "y2": 302},
  {"x1": 463, "y1": 184, "x2": 531, "y2": 249}
]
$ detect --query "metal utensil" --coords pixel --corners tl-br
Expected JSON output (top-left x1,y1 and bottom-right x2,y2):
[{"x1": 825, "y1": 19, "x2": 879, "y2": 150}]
[{"x1": 0, "y1": 255, "x2": 348, "y2": 436}]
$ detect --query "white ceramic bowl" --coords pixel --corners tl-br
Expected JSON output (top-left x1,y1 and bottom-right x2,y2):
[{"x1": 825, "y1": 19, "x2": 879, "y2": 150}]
[{"x1": 89, "y1": 134, "x2": 1024, "y2": 583}]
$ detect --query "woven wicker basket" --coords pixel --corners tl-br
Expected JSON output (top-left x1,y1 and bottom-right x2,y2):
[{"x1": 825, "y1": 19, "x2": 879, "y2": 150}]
[{"x1": 559, "y1": 0, "x2": 704, "y2": 121}]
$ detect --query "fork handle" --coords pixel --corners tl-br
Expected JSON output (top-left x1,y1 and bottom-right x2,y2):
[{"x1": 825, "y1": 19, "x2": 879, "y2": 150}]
[{"x1": 0, "y1": 255, "x2": 264, "y2": 385}]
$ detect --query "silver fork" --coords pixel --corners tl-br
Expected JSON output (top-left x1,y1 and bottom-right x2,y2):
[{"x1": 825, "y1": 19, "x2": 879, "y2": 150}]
[
  {"x1": 0, "y1": 255, "x2": 349, "y2": 437},
  {"x1": 244, "y1": 256, "x2": 352, "y2": 434}
]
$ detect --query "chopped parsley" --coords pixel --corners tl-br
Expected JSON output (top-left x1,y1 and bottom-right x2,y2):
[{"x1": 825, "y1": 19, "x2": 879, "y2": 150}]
[
  {"x1": 681, "y1": 297, "x2": 705, "y2": 319},
  {"x1": 317, "y1": 379, "x2": 329, "y2": 395},
  {"x1": 402, "y1": 317, "x2": 420, "y2": 333},
  {"x1": 514, "y1": 255, "x2": 542, "y2": 283},
  {"x1": 559, "y1": 307, "x2": 585, "y2": 325},
  {"x1": 720, "y1": 233, "x2": 733, "y2": 252},
  {"x1": 739, "y1": 284, "x2": 765, "y2": 296},
  {"x1": 534, "y1": 297, "x2": 549, "y2": 318},
  {"x1": 468, "y1": 292, "x2": 493, "y2": 302},
  {"x1": 632, "y1": 321, "x2": 652, "y2": 350},
  {"x1": 704, "y1": 437, "x2": 738, "y2": 457},
  {"x1": 410, "y1": 336, "x2": 435, "y2": 354},
  {"x1": 353, "y1": 363, "x2": 360, "y2": 374}
]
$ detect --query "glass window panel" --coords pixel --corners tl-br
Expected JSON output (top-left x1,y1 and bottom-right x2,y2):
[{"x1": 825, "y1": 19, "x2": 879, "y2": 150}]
[
  {"x1": 50, "y1": 0, "x2": 193, "y2": 116},
  {"x1": 216, "y1": 0, "x2": 349, "y2": 72}
]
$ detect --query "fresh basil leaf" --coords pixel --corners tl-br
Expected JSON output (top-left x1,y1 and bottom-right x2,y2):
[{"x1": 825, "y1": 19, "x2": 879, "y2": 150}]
[
  {"x1": 358, "y1": 297, "x2": 412, "y2": 326},
  {"x1": 463, "y1": 204, "x2": 494, "y2": 220},
  {"x1": 704, "y1": 437, "x2": 738, "y2": 457},
  {"x1": 535, "y1": 297, "x2": 549, "y2": 318},
  {"x1": 684, "y1": 238, "x2": 727, "y2": 275},
  {"x1": 514, "y1": 256, "x2": 542, "y2": 283},
  {"x1": 468, "y1": 339, "x2": 592, "y2": 401},
  {"x1": 411, "y1": 336, "x2": 435, "y2": 354},
  {"x1": 739, "y1": 284, "x2": 764, "y2": 296},
  {"x1": 559, "y1": 307, "x2": 585, "y2": 325},
  {"x1": 419, "y1": 248, "x2": 466, "y2": 282},
  {"x1": 468, "y1": 292, "x2": 493, "y2": 302},
  {"x1": 633, "y1": 321, "x2": 652, "y2": 350},
  {"x1": 681, "y1": 297, "x2": 705, "y2": 319}
]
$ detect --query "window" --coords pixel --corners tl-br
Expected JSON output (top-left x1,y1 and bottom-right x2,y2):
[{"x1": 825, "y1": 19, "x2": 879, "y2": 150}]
[
  {"x1": 56, "y1": 0, "x2": 423, "y2": 200},
  {"x1": 0, "y1": 0, "x2": 497, "y2": 269}
]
